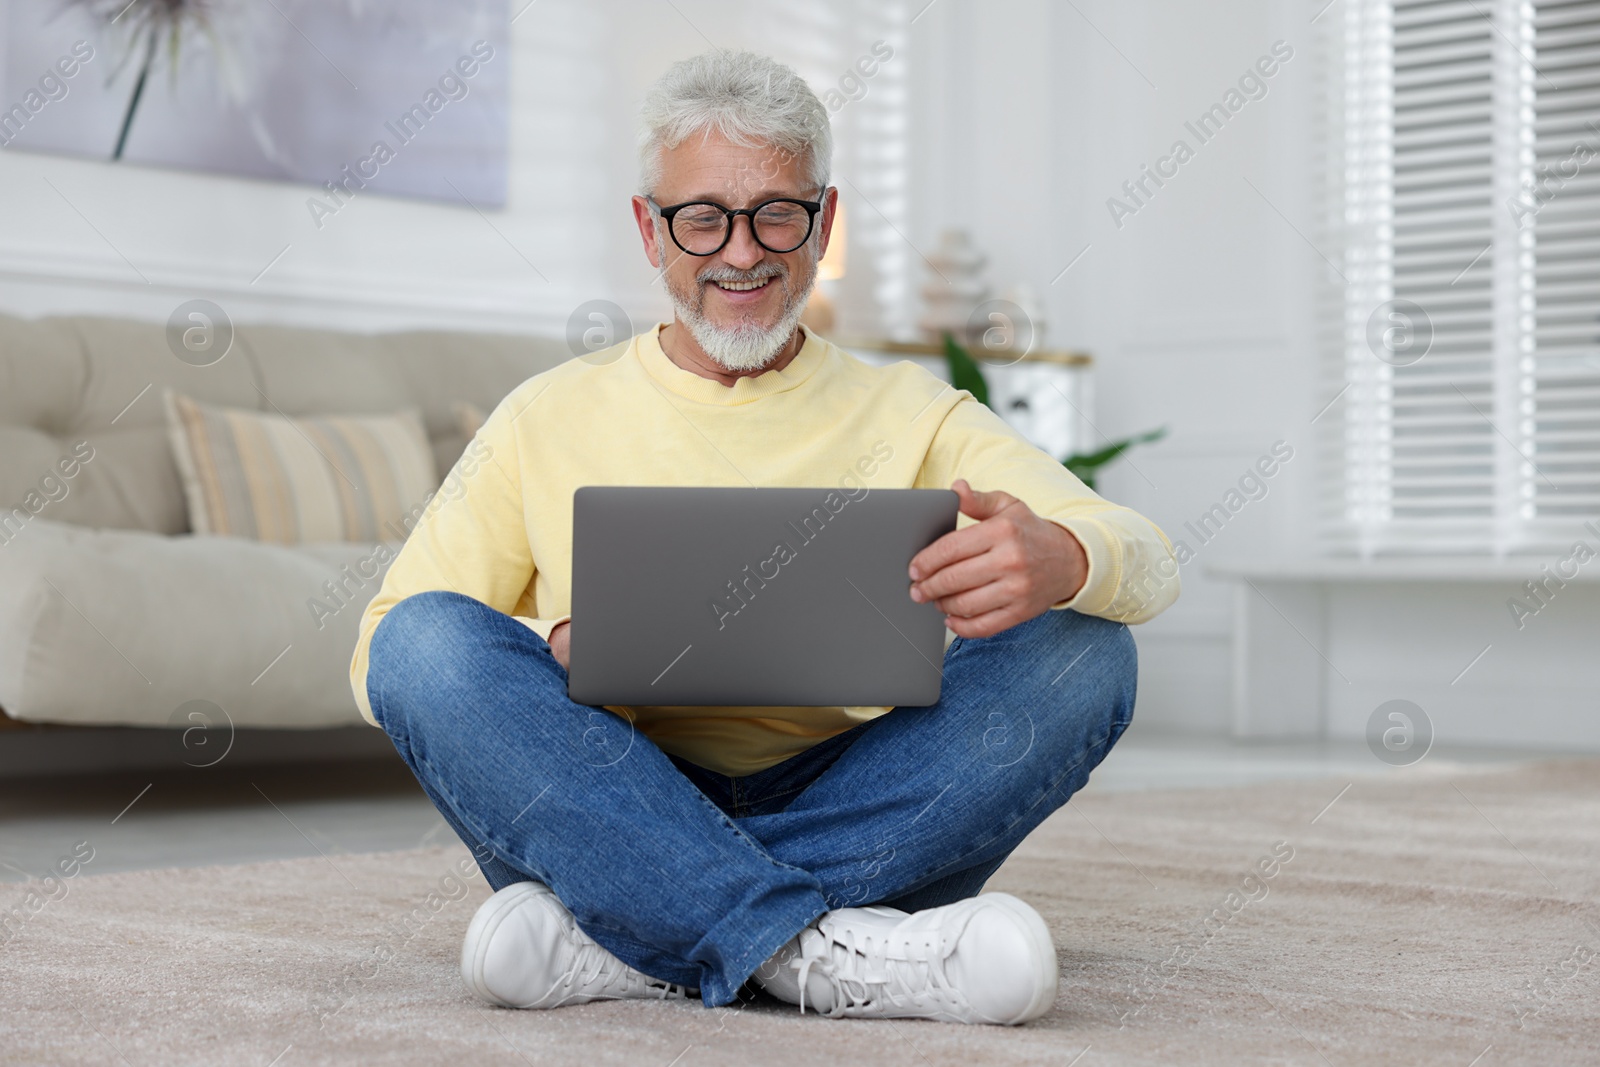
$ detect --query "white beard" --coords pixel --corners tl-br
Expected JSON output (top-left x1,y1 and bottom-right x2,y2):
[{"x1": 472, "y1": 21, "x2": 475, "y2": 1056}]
[
  {"x1": 676, "y1": 290, "x2": 810, "y2": 372},
  {"x1": 659, "y1": 235, "x2": 819, "y2": 373}
]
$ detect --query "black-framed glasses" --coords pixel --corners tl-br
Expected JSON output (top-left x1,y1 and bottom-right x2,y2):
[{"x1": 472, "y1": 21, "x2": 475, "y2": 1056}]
[{"x1": 650, "y1": 194, "x2": 823, "y2": 256}]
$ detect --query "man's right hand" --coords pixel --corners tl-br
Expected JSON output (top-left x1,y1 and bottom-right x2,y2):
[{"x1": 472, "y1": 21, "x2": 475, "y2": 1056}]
[{"x1": 548, "y1": 621, "x2": 571, "y2": 670}]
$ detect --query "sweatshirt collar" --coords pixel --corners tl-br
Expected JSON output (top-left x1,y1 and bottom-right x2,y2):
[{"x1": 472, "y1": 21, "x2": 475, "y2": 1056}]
[{"x1": 635, "y1": 323, "x2": 829, "y2": 405}]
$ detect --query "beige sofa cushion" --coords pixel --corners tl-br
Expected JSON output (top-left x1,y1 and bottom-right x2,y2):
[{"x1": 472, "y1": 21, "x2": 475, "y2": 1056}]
[
  {"x1": 0, "y1": 315, "x2": 260, "y2": 535},
  {"x1": 0, "y1": 519, "x2": 389, "y2": 728},
  {"x1": 164, "y1": 392, "x2": 436, "y2": 544}
]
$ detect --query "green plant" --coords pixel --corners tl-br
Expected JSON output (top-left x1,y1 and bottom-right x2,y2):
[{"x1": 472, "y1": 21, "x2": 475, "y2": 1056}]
[
  {"x1": 942, "y1": 332, "x2": 1166, "y2": 490},
  {"x1": 940, "y1": 331, "x2": 990, "y2": 408},
  {"x1": 1061, "y1": 428, "x2": 1167, "y2": 489}
]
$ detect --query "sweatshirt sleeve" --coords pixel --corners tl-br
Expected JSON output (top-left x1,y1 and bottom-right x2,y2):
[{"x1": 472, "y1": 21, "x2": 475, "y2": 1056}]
[
  {"x1": 348, "y1": 396, "x2": 535, "y2": 725},
  {"x1": 916, "y1": 394, "x2": 1180, "y2": 624}
]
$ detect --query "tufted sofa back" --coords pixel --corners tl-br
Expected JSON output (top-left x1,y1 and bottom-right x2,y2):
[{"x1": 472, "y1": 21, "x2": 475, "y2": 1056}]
[{"x1": 0, "y1": 313, "x2": 574, "y2": 536}]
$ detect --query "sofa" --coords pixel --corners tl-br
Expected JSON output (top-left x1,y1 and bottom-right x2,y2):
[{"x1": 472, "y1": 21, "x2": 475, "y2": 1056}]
[{"x1": 0, "y1": 312, "x2": 570, "y2": 731}]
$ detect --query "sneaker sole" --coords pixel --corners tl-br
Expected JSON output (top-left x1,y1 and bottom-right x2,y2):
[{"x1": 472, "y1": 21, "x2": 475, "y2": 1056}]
[
  {"x1": 461, "y1": 881, "x2": 553, "y2": 1007},
  {"x1": 977, "y1": 892, "x2": 1059, "y2": 1024}
]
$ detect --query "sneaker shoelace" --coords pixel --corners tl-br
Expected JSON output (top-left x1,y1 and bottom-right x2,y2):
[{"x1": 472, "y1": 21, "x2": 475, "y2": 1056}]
[
  {"x1": 558, "y1": 935, "x2": 690, "y2": 1001},
  {"x1": 792, "y1": 920, "x2": 968, "y2": 1018}
]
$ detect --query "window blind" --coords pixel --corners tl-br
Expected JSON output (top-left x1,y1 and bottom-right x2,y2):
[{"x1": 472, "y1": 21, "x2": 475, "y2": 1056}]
[
  {"x1": 1319, "y1": 0, "x2": 1600, "y2": 556},
  {"x1": 1529, "y1": 0, "x2": 1600, "y2": 529}
]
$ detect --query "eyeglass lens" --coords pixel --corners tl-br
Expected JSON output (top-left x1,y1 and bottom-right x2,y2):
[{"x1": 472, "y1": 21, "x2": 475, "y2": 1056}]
[{"x1": 671, "y1": 201, "x2": 813, "y2": 254}]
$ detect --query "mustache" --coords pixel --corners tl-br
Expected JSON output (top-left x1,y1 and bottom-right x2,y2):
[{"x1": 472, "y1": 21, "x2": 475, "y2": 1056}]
[{"x1": 697, "y1": 263, "x2": 787, "y2": 286}]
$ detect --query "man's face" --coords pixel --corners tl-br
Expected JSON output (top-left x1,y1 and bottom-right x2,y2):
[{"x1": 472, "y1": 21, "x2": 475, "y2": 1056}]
[{"x1": 632, "y1": 129, "x2": 837, "y2": 371}]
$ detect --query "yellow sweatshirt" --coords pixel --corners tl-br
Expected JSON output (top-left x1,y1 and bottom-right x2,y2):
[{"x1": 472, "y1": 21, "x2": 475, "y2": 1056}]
[{"x1": 349, "y1": 325, "x2": 1179, "y2": 776}]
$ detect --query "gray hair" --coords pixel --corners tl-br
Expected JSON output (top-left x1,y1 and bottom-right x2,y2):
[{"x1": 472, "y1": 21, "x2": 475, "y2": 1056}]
[{"x1": 638, "y1": 51, "x2": 832, "y2": 197}]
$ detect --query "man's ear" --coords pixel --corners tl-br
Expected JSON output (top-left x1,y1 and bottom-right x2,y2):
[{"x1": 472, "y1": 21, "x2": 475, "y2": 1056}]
[
  {"x1": 816, "y1": 186, "x2": 840, "y2": 262},
  {"x1": 631, "y1": 195, "x2": 663, "y2": 269}
]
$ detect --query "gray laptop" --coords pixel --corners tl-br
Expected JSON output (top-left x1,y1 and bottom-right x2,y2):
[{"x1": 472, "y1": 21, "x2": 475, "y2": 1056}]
[{"x1": 567, "y1": 486, "x2": 959, "y2": 708}]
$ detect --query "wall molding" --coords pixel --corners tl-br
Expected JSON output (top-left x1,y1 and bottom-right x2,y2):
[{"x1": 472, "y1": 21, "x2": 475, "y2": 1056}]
[{"x1": 0, "y1": 244, "x2": 667, "y2": 336}]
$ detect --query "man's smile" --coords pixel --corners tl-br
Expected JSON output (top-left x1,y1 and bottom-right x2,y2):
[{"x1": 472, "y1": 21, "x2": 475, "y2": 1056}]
[{"x1": 707, "y1": 276, "x2": 778, "y2": 308}]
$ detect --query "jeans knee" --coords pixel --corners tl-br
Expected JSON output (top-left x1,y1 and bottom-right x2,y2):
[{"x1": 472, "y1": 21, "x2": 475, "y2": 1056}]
[
  {"x1": 368, "y1": 590, "x2": 489, "y2": 731},
  {"x1": 1097, "y1": 617, "x2": 1138, "y2": 714},
  {"x1": 1075, "y1": 614, "x2": 1136, "y2": 715},
  {"x1": 376, "y1": 589, "x2": 482, "y2": 646},
  {"x1": 1029, "y1": 610, "x2": 1138, "y2": 742},
  {"x1": 1031, "y1": 604, "x2": 1135, "y2": 667},
  {"x1": 948, "y1": 610, "x2": 1137, "y2": 768}
]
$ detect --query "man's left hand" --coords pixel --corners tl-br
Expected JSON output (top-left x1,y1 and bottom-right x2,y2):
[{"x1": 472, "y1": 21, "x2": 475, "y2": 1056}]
[{"x1": 908, "y1": 479, "x2": 1089, "y2": 639}]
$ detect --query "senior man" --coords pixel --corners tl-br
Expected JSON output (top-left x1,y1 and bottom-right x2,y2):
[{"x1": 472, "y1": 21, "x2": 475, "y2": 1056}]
[{"x1": 353, "y1": 50, "x2": 1179, "y2": 1025}]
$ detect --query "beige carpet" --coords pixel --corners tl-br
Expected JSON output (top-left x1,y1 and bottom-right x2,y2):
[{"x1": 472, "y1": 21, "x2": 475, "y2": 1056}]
[{"x1": 4, "y1": 761, "x2": 1597, "y2": 1066}]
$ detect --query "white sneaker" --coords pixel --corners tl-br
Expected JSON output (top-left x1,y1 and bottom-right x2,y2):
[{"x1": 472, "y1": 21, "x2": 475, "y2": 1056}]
[
  {"x1": 754, "y1": 893, "x2": 1057, "y2": 1024},
  {"x1": 461, "y1": 882, "x2": 694, "y2": 1008}
]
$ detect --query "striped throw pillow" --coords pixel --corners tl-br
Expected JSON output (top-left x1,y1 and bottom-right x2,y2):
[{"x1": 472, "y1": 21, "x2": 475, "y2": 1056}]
[{"x1": 164, "y1": 390, "x2": 437, "y2": 544}]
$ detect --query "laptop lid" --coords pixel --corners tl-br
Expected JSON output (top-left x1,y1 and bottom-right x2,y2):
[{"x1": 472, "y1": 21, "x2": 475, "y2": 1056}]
[{"x1": 567, "y1": 486, "x2": 959, "y2": 708}]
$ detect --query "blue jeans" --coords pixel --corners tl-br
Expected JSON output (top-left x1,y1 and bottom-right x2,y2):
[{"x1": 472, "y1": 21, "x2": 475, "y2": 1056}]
[{"x1": 367, "y1": 590, "x2": 1136, "y2": 1006}]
